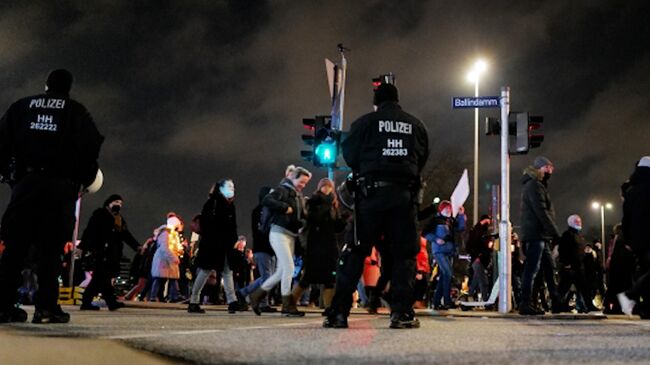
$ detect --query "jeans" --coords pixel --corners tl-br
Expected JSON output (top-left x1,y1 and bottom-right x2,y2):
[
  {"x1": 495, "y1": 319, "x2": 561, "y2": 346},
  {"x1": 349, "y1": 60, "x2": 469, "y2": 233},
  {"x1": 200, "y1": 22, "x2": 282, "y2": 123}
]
[
  {"x1": 520, "y1": 240, "x2": 559, "y2": 307},
  {"x1": 221, "y1": 257, "x2": 237, "y2": 304},
  {"x1": 470, "y1": 259, "x2": 489, "y2": 301},
  {"x1": 433, "y1": 253, "x2": 453, "y2": 306},
  {"x1": 190, "y1": 268, "x2": 212, "y2": 304},
  {"x1": 240, "y1": 252, "x2": 275, "y2": 307},
  {"x1": 262, "y1": 231, "x2": 295, "y2": 296},
  {"x1": 149, "y1": 278, "x2": 179, "y2": 301}
]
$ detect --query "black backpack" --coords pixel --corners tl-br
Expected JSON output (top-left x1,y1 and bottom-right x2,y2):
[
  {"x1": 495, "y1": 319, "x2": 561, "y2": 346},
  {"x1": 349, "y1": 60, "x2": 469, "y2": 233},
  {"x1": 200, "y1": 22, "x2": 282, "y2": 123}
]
[{"x1": 259, "y1": 205, "x2": 273, "y2": 235}]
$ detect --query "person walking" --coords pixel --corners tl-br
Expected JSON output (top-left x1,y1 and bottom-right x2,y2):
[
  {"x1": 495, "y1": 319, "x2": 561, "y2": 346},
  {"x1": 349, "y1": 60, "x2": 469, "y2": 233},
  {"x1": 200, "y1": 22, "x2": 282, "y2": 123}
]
[
  {"x1": 618, "y1": 157, "x2": 650, "y2": 318},
  {"x1": 79, "y1": 194, "x2": 139, "y2": 310},
  {"x1": 149, "y1": 215, "x2": 184, "y2": 302},
  {"x1": 237, "y1": 187, "x2": 277, "y2": 313},
  {"x1": 0, "y1": 69, "x2": 103, "y2": 323},
  {"x1": 518, "y1": 156, "x2": 567, "y2": 315},
  {"x1": 324, "y1": 83, "x2": 429, "y2": 329},
  {"x1": 424, "y1": 201, "x2": 466, "y2": 310},
  {"x1": 188, "y1": 179, "x2": 247, "y2": 314},
  {"x1": 249, "y1": 166, "x2": 312, "y2": 317},
  {"x1": 290, "y1": 178, "x2": 344, "y2": 310}
]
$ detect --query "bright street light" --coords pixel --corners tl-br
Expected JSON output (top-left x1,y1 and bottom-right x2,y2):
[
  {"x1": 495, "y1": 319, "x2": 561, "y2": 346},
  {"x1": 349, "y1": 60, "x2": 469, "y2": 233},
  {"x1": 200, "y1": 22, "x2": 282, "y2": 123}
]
[
  {"x1": 591, "y1": 200, "x2": 613, "y2": 287},
  {"x1": 467, "y1": 58, "x2": 488, "y2": 225}
]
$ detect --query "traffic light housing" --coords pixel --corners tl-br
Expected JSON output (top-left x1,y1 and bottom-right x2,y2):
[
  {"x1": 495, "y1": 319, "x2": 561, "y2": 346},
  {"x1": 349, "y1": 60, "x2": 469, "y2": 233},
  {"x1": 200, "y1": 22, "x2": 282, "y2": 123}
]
[
  {"x1": 300, "y1": 115, "x2": 340, "y2": 167},
  {"x1": 511, "y1": 112, "x2": 544, "y2": 154}
]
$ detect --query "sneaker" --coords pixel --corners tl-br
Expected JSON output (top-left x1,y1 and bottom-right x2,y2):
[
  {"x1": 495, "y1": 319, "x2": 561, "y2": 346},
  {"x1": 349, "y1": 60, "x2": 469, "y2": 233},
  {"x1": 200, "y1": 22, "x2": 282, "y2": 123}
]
[
  {"x1": 187, "y1": 303, "x2": 206, "y2": 313},
  {"x1": 617, "y1": 292, "x2": 636, "y2": 316},
  {"x1": 323, "y1": 312, "x2": 348, "y2": 328},
  {"x1": 389, "y1": 312, "x2": 420, "y2": 329},
  {"x1": 227, "y1": 301, "x2": 238, "y2": 314},
  {"x1": 32, "y1": 306, "x2": 70, "y2": 324},
  {"x1": 0, "y1": 307, "x2": 28, "y2": 323},
  {"x1": 80, "y1": 304, "x2": 101, "y2": 311}
]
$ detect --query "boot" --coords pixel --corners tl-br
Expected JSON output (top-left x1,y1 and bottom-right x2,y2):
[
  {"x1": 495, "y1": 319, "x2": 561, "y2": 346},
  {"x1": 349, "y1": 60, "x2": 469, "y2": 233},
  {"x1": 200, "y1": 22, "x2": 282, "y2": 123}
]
[
  {"x1": 187, "y1": 303, "x2": 205, "y2": 313},
  {"x1": 32, "y1": 306, "x2": 70, "y2": 324},
  {"x1": 282, "y1": 295, "x2": 305, "y2": 317},
  {"x1": 389, "y1": 311, "x2": 420, "y2": 329},
  {"x1": 322, "y1": 288, "x2": 335, "y2": 309},
  {"x1": 250, "y1": 288, "x2": 268, "y2": 316},
  {"x1": 291, "y1": 285, "x2": 306, "y2": 307},
  {"x1": 323, "y1": 311, "x2": 348, "y2": 328}
]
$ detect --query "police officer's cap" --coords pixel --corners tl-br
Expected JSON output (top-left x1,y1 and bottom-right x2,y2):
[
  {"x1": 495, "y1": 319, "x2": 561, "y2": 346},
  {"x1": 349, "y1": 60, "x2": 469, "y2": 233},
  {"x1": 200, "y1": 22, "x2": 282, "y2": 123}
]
[
  {"x1": 373, "y1": 83, "x2": 399, "y2": 105},
  {"x1": 46, "y1": 69, "x2": 73, "y2": 94}
]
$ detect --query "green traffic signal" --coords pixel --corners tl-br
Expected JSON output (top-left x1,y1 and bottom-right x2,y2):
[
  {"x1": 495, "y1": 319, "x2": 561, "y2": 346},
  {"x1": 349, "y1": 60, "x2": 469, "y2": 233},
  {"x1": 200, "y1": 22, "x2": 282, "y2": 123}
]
[{"x1": 315, "y1": 138, "x2": 337, "y2": 165}]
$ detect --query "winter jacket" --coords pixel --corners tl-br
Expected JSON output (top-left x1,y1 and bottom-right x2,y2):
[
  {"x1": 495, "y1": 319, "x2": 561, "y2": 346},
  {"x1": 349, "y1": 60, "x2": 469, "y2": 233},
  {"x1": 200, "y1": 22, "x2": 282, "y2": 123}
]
[
  {"x1": 194, "y1": 193, "x2": 240, "y2": 272},
  {"x1": 151, "y1": 227, "x2": 181, "y2": 279},
  {"x1": 558, "y1": 227, "x2": 585, "y2": 268},
  {"x1": 425, "y1": 214, "x2": 466, "y2": 255},
  {"x1": 79, "y1": 207, "x2": 139, "y2": 276},
  {"x1": 519, "y1": 166, "x2": 560, "y2": 242},
  {"x1": 622, "y1": 166, "x2": 650, "y2": 253},
  {"x1": 416, "y1": 237, "x2": 431, "y2": 274},
  {"x1": 302, "y1": 191, "x2": 344, "y2": 284},
  {"x1": 466, "y1": 222, "x2": 493, "y2": 266},
  {"x1": 262, "y1": 179, "x2": 307, "y2": 235},
  {"x1": 251, "y1": 204, "x2": 273, "y2": 255}
]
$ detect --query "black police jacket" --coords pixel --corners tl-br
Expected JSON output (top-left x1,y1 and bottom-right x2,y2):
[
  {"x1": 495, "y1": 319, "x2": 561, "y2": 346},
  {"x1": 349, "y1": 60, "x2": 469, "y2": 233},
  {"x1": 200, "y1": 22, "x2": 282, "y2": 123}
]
[
  {"x1": 341, "y1": 102, "x2": 429, "y2": 181},
  {"x1": 0, "y1": 92, "x2": 104, "y2": 185}
]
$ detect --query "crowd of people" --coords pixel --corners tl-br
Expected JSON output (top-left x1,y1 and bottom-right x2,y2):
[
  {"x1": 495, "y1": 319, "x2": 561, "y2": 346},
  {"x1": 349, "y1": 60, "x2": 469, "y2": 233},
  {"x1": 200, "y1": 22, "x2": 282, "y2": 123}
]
[{"x1": 1, "y1": 70, "x2": 649, "y2": 328}]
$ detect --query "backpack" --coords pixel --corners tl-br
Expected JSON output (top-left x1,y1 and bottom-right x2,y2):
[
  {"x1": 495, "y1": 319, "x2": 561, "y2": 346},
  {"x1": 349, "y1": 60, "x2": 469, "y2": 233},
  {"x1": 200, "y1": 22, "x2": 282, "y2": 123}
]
[{"x1": 258, "y1": 205, "x2": 273, "y2": 235}]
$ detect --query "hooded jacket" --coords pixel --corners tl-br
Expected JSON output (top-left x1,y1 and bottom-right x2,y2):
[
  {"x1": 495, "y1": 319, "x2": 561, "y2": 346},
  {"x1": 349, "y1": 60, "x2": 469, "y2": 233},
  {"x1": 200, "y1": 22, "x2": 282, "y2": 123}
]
[{"x1": 519, "y1": 166, "x2": 560, "y2": 242}]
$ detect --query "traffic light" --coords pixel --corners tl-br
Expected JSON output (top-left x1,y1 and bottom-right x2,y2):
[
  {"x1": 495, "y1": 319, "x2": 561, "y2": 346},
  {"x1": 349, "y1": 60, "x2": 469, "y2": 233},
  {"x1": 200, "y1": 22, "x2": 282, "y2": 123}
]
[
  {"x1": 300, "y1": 118, "x2": 316, "y2": 162},
  {"x1": 313, "y1": 115, "x2": 339, "y2": 167},
  {"x1": 300, "y1": 115, "x2": 340, "y2": 167},
  {"x1": 511, "y1": 112, "x2": 544, "y2": 154}
]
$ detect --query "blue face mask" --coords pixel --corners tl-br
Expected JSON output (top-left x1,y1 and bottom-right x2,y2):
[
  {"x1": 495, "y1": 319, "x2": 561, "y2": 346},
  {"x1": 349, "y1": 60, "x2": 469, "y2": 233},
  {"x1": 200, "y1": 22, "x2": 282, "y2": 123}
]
[{"x1": 220, "y1": 182, "x2": 235, "y2": 199}]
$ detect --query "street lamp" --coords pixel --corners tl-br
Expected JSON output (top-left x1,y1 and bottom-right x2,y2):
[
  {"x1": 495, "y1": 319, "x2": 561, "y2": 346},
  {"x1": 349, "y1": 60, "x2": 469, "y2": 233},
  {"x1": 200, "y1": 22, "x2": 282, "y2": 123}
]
[
  {"x1": 591, "y1": 201, "x2": 613, "y2": 275},
  {"x1": 466, "y1": 59, "x2": 488, "y2": 225}
]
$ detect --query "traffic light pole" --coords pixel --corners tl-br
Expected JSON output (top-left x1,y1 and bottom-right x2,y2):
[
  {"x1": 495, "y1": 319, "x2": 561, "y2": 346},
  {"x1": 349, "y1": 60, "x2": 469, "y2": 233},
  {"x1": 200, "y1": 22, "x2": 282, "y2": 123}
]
[{"x1": 498, "y1": 86, "x2": 512, "y2": 313}]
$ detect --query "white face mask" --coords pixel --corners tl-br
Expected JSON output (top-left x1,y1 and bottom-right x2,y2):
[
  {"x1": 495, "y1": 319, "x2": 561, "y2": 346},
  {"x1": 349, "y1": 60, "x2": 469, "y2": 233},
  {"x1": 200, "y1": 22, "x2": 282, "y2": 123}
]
[
  {"x1": 220, "y1": 181, "x2": 235, "y2": 199},
  {"x1": 441, "y1": 209, "x2": 451, "y2": 217}
]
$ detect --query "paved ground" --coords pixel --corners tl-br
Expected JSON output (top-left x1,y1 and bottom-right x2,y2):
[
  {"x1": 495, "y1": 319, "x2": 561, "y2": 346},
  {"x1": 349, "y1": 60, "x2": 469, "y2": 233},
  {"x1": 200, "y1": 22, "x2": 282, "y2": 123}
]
[{"x1": 2, "y1": 303, "x2": 650, "y2": 364}]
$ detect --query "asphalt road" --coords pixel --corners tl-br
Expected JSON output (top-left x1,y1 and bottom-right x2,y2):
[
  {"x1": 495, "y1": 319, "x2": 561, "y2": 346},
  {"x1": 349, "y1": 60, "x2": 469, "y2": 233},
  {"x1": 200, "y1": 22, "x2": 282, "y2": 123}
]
[{"x1": 2, "y1": 304, "x2": 650, "y2": 365}]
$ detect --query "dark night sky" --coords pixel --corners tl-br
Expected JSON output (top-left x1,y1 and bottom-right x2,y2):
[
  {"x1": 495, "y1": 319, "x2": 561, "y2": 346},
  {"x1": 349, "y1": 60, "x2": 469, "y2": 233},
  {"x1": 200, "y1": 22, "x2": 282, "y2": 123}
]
[{"x1": 1, "y1": 1, "x2": 649, "y2": 246}]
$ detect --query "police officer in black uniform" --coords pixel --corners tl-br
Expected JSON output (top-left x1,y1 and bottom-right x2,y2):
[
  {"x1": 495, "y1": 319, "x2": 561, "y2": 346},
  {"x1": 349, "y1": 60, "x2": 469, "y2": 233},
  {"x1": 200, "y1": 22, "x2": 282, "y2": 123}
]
[
  {"x1": 323, "y1": 83, "x2": 429, "y2": 329},
  {"x1": 0, "y1": 69, "x2": 104, "y2": 323}
]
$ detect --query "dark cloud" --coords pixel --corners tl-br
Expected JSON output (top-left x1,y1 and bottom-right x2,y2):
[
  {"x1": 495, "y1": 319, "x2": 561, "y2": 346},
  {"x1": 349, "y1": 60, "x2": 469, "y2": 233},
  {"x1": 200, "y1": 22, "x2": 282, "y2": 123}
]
[{"x1": 0, "y1": 0, "x2": 648, "y2": 244}]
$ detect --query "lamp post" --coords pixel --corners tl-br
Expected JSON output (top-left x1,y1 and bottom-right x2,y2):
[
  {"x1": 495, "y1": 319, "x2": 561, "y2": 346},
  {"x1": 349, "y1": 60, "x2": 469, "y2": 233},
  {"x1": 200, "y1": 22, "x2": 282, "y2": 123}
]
[
  {"x1": 467, "y1": 59, "x2": 487, "y2": 225},
  {"x1": 592, "y1": 201, "x2": 613, "y2": 288},
  {"x1": 591, "y1": 201, "x2": 613, "y2": 249}
]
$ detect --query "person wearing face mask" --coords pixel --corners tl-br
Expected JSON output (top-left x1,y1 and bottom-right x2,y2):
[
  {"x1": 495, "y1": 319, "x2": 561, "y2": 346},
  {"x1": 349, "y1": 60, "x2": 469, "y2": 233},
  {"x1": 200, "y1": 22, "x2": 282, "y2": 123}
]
[
  {"x1": 518, "y1": 156, "x2": 567, "y2": 315},
  {"x1": 290, "y1": 178, "x2": 345, "y2": 309},
  {"x1": 79, "y1": 194, "x2": 139, "y2": 311},
  {"x1": 188, "y1": 179, "x2": 247, "y2": 314},
  {"x1": 423, "y1": 200, "x2": 466, "y2": 310},
  {"x1": 250, "y1": 166, "x2": 312, "y2": 317},
  {"x1": 557, "y1": 214, "x2": 599, "y2": 313}
]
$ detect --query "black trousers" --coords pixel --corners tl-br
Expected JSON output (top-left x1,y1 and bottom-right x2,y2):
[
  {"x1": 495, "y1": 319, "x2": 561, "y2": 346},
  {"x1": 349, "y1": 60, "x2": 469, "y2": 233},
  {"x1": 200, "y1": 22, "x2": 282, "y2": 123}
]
[
  {"x1": 330, "y1": 187, "x2": 419, "y2": 316},
  {"x1": 0, "y1": 173, "x2": 77, "y2": 312},
  {"x1": 82, "y1": 266, "x2": 118, "y2": 306},
  {"x1": 557, "y1": 266, "x2": 592, "y2": 310}
]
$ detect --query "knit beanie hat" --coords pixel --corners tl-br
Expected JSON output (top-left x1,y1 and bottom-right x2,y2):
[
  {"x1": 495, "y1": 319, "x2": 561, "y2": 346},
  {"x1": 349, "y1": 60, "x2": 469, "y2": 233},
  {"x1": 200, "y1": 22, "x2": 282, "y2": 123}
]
[
  {"x1": 103, "y1": 194, "x2": 123, "y2": 207},
  {"x1": 373, "y1": 83, "x2": 399, "y2": 105},
  {"x1": 533, "y1": 156, "x2": 553, "y2": 169}
]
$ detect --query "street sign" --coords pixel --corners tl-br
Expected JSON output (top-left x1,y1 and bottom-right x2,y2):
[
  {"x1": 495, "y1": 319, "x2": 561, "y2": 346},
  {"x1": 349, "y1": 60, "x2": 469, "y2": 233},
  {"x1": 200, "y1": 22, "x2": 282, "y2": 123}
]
[{"x1": 452, "y1": 96, "x2": 500, "y2": 109}]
